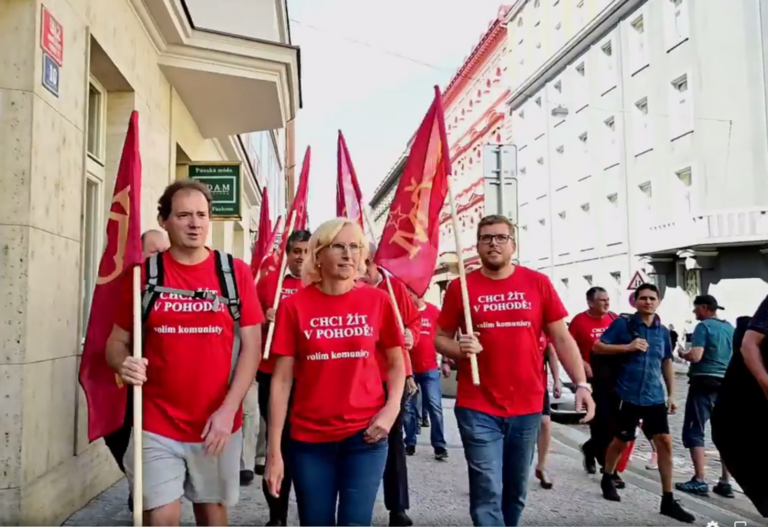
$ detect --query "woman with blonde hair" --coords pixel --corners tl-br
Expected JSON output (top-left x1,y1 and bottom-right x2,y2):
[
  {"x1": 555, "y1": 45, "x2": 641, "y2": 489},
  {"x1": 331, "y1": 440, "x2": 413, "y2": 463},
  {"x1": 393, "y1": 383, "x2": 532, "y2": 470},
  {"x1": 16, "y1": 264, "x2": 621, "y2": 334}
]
[{"x1": 265, "y1": 217, "x2": 406, "y2": 526}]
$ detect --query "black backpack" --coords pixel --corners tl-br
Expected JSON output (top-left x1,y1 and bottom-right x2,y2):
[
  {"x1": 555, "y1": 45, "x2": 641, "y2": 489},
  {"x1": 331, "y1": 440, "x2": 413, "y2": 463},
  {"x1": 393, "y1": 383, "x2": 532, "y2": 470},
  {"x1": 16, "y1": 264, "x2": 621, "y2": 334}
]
[
  {"x1": 590, "y1": 313, "x2": 637, "y2": 389},
  {"x1": 140, "y1": 250, "x2": 242, "y2": 383}
]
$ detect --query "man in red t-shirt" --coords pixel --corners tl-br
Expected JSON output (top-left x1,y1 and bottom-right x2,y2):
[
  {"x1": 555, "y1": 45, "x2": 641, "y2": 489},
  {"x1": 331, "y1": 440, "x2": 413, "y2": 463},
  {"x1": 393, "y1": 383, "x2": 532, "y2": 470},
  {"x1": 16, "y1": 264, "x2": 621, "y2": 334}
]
[
  {"x1": 253, "y1": 228, "x2": 309, "y2": 525},
  {"x1": 359, "y1": 245, "x2": 420, "y2": 527},
  {"x1": 106, "y1": 181, "x2": 264, "y2": 526},
  {"x1": 403, "y1": 292, "x2": 448, "y2": 461},
  {"x1": 435, "y1": 214, "x2": 595, "y2": 527},
  {"x1": 568, "y1": 286, "x2": 618, "y2": 476}
]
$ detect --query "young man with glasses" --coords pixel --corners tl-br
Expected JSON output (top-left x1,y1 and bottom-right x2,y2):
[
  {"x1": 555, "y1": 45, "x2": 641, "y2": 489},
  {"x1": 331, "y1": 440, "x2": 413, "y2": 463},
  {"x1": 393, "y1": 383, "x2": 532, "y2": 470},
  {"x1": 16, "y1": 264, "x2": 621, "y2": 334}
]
[{"x1": 435, "y1": 214, "x2": 594, "y2": 526}]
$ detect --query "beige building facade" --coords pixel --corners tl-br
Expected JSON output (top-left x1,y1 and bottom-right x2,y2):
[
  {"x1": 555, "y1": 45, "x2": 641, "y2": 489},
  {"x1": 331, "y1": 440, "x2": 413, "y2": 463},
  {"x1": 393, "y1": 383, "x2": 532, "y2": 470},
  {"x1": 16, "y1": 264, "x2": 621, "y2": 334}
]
[{"x1": 0, "y1": 0, "x2": 300, "y2": 524}]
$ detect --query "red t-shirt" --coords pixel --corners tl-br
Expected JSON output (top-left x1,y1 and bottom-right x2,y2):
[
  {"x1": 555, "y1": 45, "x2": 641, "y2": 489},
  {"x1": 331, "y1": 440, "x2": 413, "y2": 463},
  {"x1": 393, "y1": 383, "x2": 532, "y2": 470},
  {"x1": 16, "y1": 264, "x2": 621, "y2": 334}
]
[
  {"x1": 437, "y1": 266, "x2": 568, "y2": 418},
  {"x1": 271, "y1": 284, "x2": 404, "y2": 442},
  {"x1": 374, "y1": 276, "x2": 419, "y2": 377},
  {"x1": 256, "y1": 272, "x2": 303, "y2": 374},
  {"x1": 411, "y1": 303, "x2": 441, "y2": 374},
  {"x1": 114, "y1": 250, "x2": 264, "y2": 442},
  {"x1": 568, "y1": 311, "x2": 617, "y2": 364}
]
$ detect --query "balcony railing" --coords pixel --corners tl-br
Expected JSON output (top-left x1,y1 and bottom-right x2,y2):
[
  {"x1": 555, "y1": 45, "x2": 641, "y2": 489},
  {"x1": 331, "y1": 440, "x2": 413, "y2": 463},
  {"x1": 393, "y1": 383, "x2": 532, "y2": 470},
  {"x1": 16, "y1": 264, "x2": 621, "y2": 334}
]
[{"x1": 636, "y1": 207, "x2": 768, "y2": 255}]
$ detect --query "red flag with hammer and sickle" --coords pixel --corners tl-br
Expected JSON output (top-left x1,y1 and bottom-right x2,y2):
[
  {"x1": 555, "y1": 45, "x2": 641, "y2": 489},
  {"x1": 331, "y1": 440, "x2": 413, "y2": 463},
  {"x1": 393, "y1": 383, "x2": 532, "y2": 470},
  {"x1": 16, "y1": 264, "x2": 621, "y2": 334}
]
[
  {"x1": 374, "y1": 86, "x2": 451, "y2": 297},
  {"x1": 79, "y1": 111, "x2": 143, "y2": 442}
]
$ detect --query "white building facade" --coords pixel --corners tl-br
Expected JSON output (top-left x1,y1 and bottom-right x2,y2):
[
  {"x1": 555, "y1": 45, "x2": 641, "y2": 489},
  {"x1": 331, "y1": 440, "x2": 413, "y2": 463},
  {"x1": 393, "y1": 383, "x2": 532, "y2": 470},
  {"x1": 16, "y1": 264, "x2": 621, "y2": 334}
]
[{"x1": 504, "y1": 0, "x2": 768, "y2": 326}]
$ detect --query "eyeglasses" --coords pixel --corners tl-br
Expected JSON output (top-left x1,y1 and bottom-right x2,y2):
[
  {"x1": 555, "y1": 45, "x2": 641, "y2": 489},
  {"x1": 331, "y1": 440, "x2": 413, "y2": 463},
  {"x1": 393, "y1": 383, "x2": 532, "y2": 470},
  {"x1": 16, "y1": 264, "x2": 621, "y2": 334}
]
[
  {"x1": 478, "y1": 234, "x2": 513, "y2": 245},
  {"x1": 327, "y1": 242, "x2": 362, "y2": 254}
]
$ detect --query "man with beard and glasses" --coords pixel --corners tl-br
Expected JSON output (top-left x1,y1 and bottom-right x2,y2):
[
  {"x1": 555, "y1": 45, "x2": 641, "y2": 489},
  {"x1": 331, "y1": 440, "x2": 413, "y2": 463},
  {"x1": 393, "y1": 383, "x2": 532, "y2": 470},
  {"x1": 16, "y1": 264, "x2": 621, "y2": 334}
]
[
  {"x1": 253, "y1": 229, "x2": 310, "y2": 526},
  {"x1": 106, "y1": 180, "x2": 263, "y2": 526},
  {"x1": 435, "y1": 214, "x2": 595, "y2": 527}
]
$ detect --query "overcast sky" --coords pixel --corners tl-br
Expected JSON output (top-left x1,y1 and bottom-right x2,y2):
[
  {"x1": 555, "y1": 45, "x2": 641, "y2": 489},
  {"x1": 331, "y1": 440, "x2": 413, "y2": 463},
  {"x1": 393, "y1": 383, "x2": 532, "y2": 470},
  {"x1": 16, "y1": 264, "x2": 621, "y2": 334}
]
[{"x1": 287, "y1": 0, "x2": 507, "y2": 227}]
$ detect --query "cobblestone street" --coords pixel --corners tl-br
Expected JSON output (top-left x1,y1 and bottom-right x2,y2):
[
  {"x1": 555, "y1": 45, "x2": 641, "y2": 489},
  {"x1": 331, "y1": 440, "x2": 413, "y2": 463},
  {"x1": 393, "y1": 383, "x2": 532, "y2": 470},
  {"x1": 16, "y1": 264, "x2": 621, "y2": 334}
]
[{"x1": 65, "y1": 399, "x2": 765, "y2": 526}]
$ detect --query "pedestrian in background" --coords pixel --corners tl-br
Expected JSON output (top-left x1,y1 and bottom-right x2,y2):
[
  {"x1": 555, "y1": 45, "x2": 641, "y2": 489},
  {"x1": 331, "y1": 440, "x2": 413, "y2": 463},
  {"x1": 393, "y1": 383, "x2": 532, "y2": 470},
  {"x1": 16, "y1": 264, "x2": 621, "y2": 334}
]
[
  {"x1": 264, "y1": 218, "x2": 406, "y2": 526},
  {"x1": 675, "y1": 295, "x2": 734, "y2": 498}
]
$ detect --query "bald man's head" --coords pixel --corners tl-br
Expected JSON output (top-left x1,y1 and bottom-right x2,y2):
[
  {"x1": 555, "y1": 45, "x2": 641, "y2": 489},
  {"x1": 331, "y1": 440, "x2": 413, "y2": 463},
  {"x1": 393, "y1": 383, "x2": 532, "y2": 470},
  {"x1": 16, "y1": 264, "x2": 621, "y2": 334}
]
[{"x1": 142, "y1": 229, "x2": 169, "y2": 258}]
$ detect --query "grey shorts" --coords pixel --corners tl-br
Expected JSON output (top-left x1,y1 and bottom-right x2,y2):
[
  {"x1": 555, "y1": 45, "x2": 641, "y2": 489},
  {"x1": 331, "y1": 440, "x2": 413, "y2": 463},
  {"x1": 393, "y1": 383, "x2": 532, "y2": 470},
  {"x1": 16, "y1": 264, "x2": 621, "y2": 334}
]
[{"x1": 123, "y1": 429, "x2": 242, "y2": 511}]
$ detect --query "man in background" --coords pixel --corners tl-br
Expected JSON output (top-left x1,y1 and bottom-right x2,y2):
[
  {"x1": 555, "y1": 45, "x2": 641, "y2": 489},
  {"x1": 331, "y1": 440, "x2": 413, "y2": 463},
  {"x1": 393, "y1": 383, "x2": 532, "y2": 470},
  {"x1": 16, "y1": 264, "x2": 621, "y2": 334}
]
[
  {"x1": 675, "y1": 295, "x2": 734, "y2": 497},
  {"x1": 103, "y1": 229, "x2": 169, "y2": 511}
]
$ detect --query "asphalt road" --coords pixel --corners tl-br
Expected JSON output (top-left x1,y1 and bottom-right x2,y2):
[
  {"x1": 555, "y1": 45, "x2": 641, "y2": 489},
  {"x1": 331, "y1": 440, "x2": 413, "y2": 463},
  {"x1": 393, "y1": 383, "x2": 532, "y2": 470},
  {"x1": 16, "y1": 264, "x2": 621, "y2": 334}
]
[{"x1": 65, "y1": 397, "x2": 766, "y2": 526}]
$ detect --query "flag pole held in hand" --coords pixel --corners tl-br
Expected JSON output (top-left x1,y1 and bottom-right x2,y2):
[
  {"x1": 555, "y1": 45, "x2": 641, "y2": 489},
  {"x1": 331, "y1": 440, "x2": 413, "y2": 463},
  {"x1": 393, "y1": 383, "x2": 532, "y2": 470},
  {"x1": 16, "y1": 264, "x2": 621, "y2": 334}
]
[
  {"x1": 132, "y1": 265, "x2": 143, "y2": 525},
  {"x1": 262, "y1": 211, "x2": 298, "y2": 360},
  {"x1": 447, "y1": 180, "x2": 480, "y2": 386}
]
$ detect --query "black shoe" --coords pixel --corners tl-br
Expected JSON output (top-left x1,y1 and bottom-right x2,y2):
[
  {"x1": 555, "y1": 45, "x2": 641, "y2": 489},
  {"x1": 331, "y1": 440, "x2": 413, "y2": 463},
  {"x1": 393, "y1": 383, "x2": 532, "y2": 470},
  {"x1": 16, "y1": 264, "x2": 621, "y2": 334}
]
[
  {"x1": 601, "y1": 473, "x2": 621, "y2": 502},
  {"x1": 713, "y1": 481, "x2": 735, "y2": 498},
  {"x1": 240, "y1": 469, "x2": 255, "y2": 486},
  {"x1": 660, "y1": 495, "x2": 695, "y2": 523},
  {"x1": 389, "y1": 511, "x2": 413, "y2": 527},
  {"x1": 416, "y1": 424, "x2": 422, "y2": 435},
  {"x1": 405, "y1": 445, "x2": 416, "y2": 456},
  {"x1": 266, "y1": 520, "x2": 286, "y2": 526},
  {"x1": 254, "y1": 463, "x2": 265, "y2": 476},
  {"x1": 128, "y1": 494, "x2": 133, "y2": 513},
  {"x1": 613, "y1": 473, "x2": 626, "y2": 489},
  {"x1": 434, "y1": 447, "x2": 448, "y2": 461},
  {"x1": 581, "y1": 443, "x2": 597, "y2": 474},
  {"x1": 535, "y1": 469, "x2": 553, "y2": 490},
  {"x1": 421, "y1": 417, "x2": 430, "y2": 428}
]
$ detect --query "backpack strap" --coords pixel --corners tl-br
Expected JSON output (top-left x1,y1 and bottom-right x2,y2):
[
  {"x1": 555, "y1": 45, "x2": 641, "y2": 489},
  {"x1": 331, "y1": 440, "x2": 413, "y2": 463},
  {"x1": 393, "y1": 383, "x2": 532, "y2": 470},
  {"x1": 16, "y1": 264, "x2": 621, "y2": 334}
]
[
  {"x1": 619, "y1": 313, "x2": 639, "y2": 338},
  {"x1": 214, "y1": 250, "x2": 241, "y2": 384},
  {"x1": 141, "y1": 253, "x2": 164, "y2": 324}
]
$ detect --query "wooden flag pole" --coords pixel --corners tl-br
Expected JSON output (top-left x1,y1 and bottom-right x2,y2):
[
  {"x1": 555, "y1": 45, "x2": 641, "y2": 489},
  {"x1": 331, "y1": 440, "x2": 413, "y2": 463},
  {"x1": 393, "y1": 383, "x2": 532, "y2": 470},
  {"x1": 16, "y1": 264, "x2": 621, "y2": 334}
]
[
  {"x1": 131, "y1": 265, "x2": 143, "y2": 525},
  {"x1": 447, "y1": 180, "x2": 481, "y2": 386},
  {"x1": 262, "y1": 211, "x2": 298, "y2": 360}
]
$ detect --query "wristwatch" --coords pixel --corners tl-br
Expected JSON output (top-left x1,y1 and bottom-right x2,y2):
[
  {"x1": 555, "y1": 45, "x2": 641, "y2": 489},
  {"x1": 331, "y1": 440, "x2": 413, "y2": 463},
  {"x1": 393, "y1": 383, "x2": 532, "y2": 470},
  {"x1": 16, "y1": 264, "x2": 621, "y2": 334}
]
[{"x1": 576, "y1": 382, "x2": 592, "y2": 393}]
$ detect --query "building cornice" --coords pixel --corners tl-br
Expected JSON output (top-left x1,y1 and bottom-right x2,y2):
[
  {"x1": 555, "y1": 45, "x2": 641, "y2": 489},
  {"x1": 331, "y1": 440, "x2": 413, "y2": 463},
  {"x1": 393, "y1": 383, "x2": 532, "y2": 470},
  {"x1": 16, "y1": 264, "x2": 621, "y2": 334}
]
[{"x1": 504, "y1": 0, "x2": 639, "y2": 112}]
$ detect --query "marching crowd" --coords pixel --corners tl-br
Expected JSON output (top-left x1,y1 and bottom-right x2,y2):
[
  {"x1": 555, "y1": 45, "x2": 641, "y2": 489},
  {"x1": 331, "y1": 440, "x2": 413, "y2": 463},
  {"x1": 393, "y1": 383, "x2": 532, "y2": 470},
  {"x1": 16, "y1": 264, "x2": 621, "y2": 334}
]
[{"x1": 101, "y1": 179, "x2": 768, "y2": 527}]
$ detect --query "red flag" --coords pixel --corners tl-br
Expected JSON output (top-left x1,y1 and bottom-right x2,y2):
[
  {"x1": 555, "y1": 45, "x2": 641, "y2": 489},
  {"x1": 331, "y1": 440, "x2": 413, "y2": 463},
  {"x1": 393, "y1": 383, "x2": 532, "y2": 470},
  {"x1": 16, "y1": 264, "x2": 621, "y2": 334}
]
[
  {"x1": 257, "y1": 216, "x2": 282, "y2": 282},
  {"x1": 374, "y1": 86, "x2": 450, "y2": 297},
  {"x1": 336, "y1": 130, "x2": 364, "y2": 229},
  {"x1": 279, "y1": 146, "x2": 310, "y2": 254},
  {"x1": 251, "y1": 187, "x2": 272, "y2": 278},
  {"x1": 78, "y1": 111, "x2": 143, "y2": 442}
]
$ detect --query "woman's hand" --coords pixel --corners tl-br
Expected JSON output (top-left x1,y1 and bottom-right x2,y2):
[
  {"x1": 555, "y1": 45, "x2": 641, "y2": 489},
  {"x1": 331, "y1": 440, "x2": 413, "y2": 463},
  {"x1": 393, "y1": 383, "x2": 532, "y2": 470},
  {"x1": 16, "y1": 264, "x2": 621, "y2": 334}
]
[
  {"x1": 264, "y1": 453, "x2": 284, "y2": 498},
  {"x1": 364, "y1": 403, "x2": 400, "y2": 443}
]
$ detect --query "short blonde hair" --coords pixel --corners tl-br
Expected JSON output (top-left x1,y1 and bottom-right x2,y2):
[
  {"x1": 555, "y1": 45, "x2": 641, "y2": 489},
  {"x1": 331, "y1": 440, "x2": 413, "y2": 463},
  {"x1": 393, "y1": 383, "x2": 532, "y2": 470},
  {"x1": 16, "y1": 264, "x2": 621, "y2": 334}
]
[{"x1": 301, "y1": 217, "x2": 369, "y2": 284}]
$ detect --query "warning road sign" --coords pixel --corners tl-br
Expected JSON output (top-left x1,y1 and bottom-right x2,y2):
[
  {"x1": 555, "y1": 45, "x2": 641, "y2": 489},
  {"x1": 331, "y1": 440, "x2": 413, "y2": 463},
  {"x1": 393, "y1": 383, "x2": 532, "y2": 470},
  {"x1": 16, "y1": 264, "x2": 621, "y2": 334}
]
[{"x1": 627, "y1": 271, "x2": 646, "y2": 290}]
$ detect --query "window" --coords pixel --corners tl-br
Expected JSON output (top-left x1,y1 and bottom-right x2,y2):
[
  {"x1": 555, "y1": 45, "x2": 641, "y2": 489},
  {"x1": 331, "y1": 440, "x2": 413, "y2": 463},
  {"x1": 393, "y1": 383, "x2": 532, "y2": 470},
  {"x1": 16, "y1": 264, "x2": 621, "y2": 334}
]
[
  {"x1": 664, "y1": 0, "x2": 689, "y2": 51},
  {"x1": 600, "y1": 39, "x2": 617, "y2": 93},
  {"x1": 601, "y1": 41, "x2": 613, "y2": 57},
  {"x1": 629, "y1": 14, "x2": 648, "y2": 74},
  {"x1": 578, "y1": 132, "x2": 588, "y2": 153},
  {"x1": 534, "y1": 0, "x2": 540, "y2": 7},
  {"x1": 86, "y1": 79, "x2": 107, "y2": 164},
  {"x1": 576, "y1": 62, "x2": 585, "y2": 76},
  {"x1": 669, "y1": 74, "x2": 693, "y2": 139},
  {"x1": 638, "y1": 181, "x2": 653, "y2": 212},
  {"x1": 607, "y1": 193, "x2": 619, "y2": 206},
  {"x1": 604, "y1": 116, "x2": 615, "y2": 132},
  {"x1": 610, "y1": 271, "x2": 622, "y2": 284},
  {"x1": 632, "y1": 97, "x2": 651, "y2": 154},
  {"x1": 535, "y1": 96, "x2": 542, "y2": 107},
  {"x1": 584, "y1": 274, "x2": 593, "y2": 286},
  {"x1": 517, "y1": 16, "x2": 523, "y2": 27},
  {"x1": 603, "y1": 116, "x2": 618, "y2": 167},
  {"x1": 81, "y1": 177, "x2": 102, "y2": 338},
  {"x1": 675, "y1": 166, "x2": 693, "y2": 212},
  {"x1": 518, "y1": 109, "x2": 525, "y2": 119},
  {"x1": 561, "y1": 278, "x2": 569, "y2": 288},
  {"x1": 554, "y1": 81, "x2": 562, "y2": 93}
]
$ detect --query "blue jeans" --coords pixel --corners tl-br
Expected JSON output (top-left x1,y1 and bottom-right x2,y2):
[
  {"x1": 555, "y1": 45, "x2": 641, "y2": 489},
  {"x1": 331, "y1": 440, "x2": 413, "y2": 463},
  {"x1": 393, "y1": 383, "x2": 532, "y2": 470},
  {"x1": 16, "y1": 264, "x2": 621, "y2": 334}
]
[
  {"x1": 455, "y1": 407, "x2": 541, "y2": 527},
  {"x1": 290, "y1": 430, "x2": 388, "y2": 526},
  {"x1": 404, "y1": 369, "x2": 447, "y2": 449}
]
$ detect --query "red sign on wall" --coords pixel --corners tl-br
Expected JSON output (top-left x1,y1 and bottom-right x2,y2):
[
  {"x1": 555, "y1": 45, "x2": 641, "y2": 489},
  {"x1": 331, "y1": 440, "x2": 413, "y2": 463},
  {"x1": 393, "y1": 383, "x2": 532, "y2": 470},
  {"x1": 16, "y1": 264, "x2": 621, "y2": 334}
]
[{"x1": 41, "y1": 6, "x2": 64, "y2": 66}]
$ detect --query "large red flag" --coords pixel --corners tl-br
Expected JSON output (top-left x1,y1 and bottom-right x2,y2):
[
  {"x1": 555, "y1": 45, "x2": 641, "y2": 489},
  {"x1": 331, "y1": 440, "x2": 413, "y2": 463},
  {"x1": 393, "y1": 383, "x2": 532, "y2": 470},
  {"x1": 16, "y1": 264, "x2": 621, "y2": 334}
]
[
  {"x1": 250, "y1": 187, "x2": 272, "y2": 278},
  {"x1": 279, "y1": 146, "x2": 310, "y2": 254},
  {"x1": 79, "y1": 111, "x2": 143, "y2": 442},
  {"x1": 374, "y1": 86, "x2": 450, "y2": 297},
  {"x1": 257, "y1": 215, "x2": 283, "y2": 282},
  {"x1": 336, "y1": 130, "x2": 364, "y2": 229}
]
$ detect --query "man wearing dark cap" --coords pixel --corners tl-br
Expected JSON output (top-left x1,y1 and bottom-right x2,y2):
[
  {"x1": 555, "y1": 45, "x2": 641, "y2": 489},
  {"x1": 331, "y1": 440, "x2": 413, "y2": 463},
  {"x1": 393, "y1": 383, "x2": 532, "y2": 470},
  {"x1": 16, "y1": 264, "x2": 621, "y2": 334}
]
[{"x1": 675, "y1": 294, "x2": 734, "y2": 498}]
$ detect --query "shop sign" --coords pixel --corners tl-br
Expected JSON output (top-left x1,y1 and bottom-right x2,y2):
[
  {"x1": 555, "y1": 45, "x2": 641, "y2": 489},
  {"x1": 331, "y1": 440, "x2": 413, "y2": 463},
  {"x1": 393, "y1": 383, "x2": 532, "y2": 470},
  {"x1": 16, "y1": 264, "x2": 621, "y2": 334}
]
[{"x1": 187, "y1": 162, "x2": 242, "y2": 219}]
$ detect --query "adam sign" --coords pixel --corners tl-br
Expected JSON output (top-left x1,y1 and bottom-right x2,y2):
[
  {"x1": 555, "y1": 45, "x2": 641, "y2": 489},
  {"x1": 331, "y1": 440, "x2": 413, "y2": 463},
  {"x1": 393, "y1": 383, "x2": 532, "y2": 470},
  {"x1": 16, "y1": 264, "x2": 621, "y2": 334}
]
[{"x1": 186, "y1": 162, "x2": 242, "y2": 220}]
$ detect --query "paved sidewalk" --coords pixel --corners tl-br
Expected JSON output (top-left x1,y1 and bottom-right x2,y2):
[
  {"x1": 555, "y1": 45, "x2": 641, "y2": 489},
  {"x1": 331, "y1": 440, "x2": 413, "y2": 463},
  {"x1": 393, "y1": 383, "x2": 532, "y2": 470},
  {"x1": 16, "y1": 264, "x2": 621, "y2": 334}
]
[{"x1": 65, "y1": 399, "x2": 765, "y2": 526}]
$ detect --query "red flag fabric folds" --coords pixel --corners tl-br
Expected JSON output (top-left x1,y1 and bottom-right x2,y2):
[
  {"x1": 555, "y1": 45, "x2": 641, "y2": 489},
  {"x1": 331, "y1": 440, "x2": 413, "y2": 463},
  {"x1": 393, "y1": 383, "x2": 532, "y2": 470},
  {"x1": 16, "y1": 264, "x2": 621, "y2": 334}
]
[
  {"x1": 336, "y1": 130, "x2": 364, "y2": 229},
  {"x1": 374, "y1": 86, "x2": 451, "y2": 297},
  {"x1": 78, "y1": 111, "x2": 143, "y2": 442},
  {"x1": 279, "y1": 146, "x2": 311, "y2": 255},
  {"x1": 251, "y1": 187, "x2": 272, "y2": 279}
]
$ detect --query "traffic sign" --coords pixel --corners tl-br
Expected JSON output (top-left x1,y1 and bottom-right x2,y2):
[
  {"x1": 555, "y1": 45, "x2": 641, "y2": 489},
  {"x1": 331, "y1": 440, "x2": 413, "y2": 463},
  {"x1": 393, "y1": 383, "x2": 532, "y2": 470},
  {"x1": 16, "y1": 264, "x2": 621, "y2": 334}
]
[
  {"x1": 626, "y1": 270, "x2": 645, "y2": 291},
  {"x1": 42, "y1": 54, "x2": 60, "y2": 97}
]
